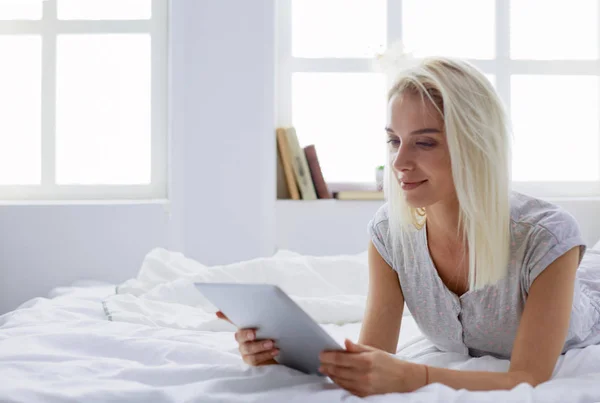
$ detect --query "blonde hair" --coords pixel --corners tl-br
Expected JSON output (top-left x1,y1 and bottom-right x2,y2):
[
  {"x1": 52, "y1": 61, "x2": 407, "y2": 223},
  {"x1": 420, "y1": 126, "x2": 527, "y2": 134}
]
[{"x1": 377, "y1": 46, "x2": 512, "y2": 291}]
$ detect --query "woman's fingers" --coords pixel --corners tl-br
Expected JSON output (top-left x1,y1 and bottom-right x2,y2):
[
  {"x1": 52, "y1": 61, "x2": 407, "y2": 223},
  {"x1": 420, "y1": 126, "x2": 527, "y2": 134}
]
[
  {"x1": 234, "y1": 328, "x2": 256, "y2": 343},
  {"x1": 215, "y1": 311, "x2": 279, "y2": 367},
  {"x1": 244, "y1": 348, "x2": 280, "y2": 365},
  {"x1": 320, "y1": 364, "x2": 359, "y2": 382},
  {"x1": 240, "y1": 339, "x2": 274, "y2": 355}
]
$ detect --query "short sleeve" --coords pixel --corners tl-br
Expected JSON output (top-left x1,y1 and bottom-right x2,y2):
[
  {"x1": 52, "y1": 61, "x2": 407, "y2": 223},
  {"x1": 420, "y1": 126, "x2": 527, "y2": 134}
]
[
  {"x1": 525, "y1": 209, "x2": 587, "y2": 291},
  {"x1": 367, "y1": 203, "x2": 395, "y2": 269}
]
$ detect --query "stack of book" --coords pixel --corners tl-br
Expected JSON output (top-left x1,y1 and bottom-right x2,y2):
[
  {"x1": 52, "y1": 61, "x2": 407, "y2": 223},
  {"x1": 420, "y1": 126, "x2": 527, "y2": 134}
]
[
  {"x1": 275, "y1": 127, "x2": 385, "y2": 201},
  {"x1": 276, "y1": 127, "x2": 331, "y2": 200}
]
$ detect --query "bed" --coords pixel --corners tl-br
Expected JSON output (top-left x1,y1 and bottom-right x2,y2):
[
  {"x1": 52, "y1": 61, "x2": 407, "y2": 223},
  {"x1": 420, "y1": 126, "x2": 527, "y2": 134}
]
[{"x1": 1, "y1": 248, "x2": 600, "y2": 403}]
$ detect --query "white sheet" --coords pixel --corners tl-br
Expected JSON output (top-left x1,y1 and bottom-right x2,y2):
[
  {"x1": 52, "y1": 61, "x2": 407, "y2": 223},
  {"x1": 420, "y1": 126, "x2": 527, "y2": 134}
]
[
  {"x1": 104, "y1": 248, "x2": 379, "y2": 330},
  {"x1": 1, "y1": 249, "x2": 600, "y2": 403}
]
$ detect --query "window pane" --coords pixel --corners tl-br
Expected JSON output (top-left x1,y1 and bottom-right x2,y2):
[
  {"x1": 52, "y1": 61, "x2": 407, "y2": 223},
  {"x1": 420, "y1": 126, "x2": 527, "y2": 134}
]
[
  {"x1": 511, "y1": 0, "x2": 598, "y2": 60},
  {"x1": 511, "y1": 75, "x2": 599, "y2": 181},
  {"x1": 56, "y1": 34, "x2": 151, "y2": 185},
  {"x1": 292, "y1": 0, "x2": 386, "y2": 58},
  {"x1": 403, "y1": 0, "x2": 495, "y2": 59},
  {"x1": 58, "y1": 0, "x2": 151, "y2": 20},
  {"x1": 0, "y1": 36, "x2": 41, "y2": 185},
  {"x1": 292, "y1": 73, "x2": 387, "y2": 183},
  {"x1": 0, "y1": 0, "x2": 42, "y2": 20}
]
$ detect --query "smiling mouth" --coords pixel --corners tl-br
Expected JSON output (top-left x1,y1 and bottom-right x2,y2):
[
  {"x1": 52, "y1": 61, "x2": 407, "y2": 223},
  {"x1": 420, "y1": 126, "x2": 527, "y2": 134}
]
[{"x1": 400, "y1": 180, "x2": 427, "y2": 190}]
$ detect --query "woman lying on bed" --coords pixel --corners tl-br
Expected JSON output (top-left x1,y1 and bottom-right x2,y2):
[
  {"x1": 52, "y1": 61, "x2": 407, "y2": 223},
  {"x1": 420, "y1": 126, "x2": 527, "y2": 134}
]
[{"x1": 217, "y1": 49, "x2": 600, "y2": 397}]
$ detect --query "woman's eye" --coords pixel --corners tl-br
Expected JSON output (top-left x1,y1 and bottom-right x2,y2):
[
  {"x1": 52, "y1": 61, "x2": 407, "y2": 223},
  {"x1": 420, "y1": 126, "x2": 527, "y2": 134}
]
[{"x1": 386, "y1": 137, "x2": 435, "y2": 148}]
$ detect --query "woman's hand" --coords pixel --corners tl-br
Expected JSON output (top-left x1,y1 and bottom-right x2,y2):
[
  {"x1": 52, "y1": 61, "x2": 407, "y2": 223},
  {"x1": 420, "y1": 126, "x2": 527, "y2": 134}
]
[
  {"x1": 319, "y1": 339, "x2": 427, "y2": 397},
  {"x1": 215, "y1": 311, "x2": 279, "y2": 366}
]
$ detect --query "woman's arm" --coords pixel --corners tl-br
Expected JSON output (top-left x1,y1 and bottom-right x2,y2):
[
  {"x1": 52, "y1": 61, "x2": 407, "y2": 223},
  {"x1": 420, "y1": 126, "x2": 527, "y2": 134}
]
[
  {"x1": 320, "y1": 245, "x2": 580, "y2": 395},
  {"x1": 358, "y1": 241, "x2": 404, "y2": 354},
  {"x1": 426, "y1": 245, "x2": 581, "y2": 390}
]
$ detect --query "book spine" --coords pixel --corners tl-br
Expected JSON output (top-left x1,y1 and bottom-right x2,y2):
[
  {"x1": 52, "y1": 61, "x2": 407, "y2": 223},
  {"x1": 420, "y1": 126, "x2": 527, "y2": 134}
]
[
  {"x1": 276, "y1": 128, "x2": 300, "y2": 200},
  {"x1": 286, "y1": 127, "x2": 317, "y2": 200},
  {"x1": 276, "y1": 144, "x2": 291, "y2": 199},
  {"x1": 304, "y1": 145, "x2": 332, "y2": 199}
]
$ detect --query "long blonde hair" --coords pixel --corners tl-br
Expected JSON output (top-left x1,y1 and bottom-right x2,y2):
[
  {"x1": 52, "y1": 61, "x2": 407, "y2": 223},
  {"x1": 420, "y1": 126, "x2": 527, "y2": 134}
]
[{"x1": 378, "y1": 48, "x2": 512, "y2": 291}]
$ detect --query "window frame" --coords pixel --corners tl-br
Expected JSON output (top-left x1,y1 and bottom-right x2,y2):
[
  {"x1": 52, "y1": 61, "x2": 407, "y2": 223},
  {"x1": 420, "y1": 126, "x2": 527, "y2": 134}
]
[
  {"x1": 276, "y1": 0, "x2": 600, "y2": 197},
  {"x1": 0, "y1": 0, "x2": 168, "y2": 200}
]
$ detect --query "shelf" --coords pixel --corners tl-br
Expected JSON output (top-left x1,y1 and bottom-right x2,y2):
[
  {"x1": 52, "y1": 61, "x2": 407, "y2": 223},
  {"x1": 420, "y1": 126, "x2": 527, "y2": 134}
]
[{"x1": 277, "y1": 191, "x2": 385, "y2": 202}]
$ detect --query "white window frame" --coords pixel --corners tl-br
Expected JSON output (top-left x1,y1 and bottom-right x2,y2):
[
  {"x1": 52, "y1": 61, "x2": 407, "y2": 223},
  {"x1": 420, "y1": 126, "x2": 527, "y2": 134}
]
[
  {"x1": 276, "y1": 0, "x2": 600, "y2": 198},
  {"x1": 0, "y1": 0, "x2": 168, "y2": 201}
]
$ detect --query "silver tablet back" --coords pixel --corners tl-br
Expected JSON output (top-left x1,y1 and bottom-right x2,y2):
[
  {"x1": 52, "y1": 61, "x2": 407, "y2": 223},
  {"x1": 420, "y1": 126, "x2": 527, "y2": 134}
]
[{"x1": 195, "y1": 282, "x2": 343, "y2": 375}]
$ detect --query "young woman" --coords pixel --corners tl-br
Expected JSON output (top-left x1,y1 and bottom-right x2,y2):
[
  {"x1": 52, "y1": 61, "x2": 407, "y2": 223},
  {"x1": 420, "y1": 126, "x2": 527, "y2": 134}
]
[{"x1": 218, "y1": 55, "x2": 600, "y2": 397}]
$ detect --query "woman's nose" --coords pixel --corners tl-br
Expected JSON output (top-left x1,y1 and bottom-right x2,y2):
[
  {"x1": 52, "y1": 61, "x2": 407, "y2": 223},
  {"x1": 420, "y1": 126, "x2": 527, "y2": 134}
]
[{"x1": 392, "y1": 145, "x2": 414, "y2": 172}]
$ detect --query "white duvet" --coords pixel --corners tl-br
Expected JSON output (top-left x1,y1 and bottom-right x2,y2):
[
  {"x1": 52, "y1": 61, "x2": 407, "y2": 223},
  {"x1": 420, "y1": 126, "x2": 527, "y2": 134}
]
[{"x1": 1, "y1": 248, "x2": 600, "y2": 403}]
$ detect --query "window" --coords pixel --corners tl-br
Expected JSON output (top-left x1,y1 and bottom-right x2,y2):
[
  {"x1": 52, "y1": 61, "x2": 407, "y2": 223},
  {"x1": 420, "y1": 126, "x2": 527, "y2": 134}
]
[
  {"x1": 0, "y1": 0, "x2": 167, "y2": 200},
  {"x1": 277, "y1": 0, "x2": 600, "y2": 197}
]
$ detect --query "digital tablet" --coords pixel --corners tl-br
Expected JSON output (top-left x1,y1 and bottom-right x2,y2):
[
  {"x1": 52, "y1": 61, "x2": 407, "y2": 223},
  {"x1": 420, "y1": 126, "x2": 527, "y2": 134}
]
[{"x1": 194, "y1": 282, "x2": 344, "y2": 376}]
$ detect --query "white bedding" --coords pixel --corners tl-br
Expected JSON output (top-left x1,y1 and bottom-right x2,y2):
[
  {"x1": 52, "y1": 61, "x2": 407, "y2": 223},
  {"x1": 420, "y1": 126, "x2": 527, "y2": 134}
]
[{"x1": 1, "y1": 249, "x2": 600, "y2": 403}]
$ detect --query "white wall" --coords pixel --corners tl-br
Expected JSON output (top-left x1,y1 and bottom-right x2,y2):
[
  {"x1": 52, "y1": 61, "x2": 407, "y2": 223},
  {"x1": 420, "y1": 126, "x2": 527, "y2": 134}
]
[
  {"x1": 276, "y1": 198, "x2": 600, "y2": 256},
  {"x1": 0, "y1": 203, "x2": 170, "y2": 314},
  {"x1": 2, "y1": 0, "x2": 600, "y2": 315},
  {"x1": 171, "y1": 0, "x2": 276, "y2": 266}
]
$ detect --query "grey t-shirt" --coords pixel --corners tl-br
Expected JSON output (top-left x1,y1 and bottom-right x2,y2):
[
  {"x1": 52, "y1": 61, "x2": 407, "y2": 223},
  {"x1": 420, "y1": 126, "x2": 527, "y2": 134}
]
[{"x1": 368, "y1": 191, "x2": 600, "y2": 359}]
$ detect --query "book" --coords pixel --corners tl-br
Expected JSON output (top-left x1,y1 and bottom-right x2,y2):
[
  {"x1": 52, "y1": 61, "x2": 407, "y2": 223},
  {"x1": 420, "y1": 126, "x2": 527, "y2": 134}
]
[
  {"x1": 303, "y1": 144, "x2": 332, "y2": 199},
  {"x1": 276, "y1": 128, "x2": 300, "y2": 200},
  {"x1": 333, "y1": 191, "x2": 384, "y2": 200},
  {"x1": 285, "y1": 127, "x2": 317, "y2": 200},
  {"x1": 276, "y1": 144, "x2": 291, "y2": 199}
]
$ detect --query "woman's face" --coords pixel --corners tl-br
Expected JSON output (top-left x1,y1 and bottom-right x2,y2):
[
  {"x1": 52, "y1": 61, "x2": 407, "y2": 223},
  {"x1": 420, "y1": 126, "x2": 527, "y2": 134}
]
[{"x1": 386, "y1": 92, "x2": 456, "y2": 208}]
